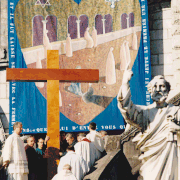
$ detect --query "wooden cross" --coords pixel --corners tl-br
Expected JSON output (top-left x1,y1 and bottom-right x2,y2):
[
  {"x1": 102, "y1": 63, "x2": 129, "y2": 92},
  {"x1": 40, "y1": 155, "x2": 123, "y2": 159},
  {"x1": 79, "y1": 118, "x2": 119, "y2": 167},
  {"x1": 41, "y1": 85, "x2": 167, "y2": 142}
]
[{"x1": 6, "y1": 50, "x2": 99, "y2": 180}]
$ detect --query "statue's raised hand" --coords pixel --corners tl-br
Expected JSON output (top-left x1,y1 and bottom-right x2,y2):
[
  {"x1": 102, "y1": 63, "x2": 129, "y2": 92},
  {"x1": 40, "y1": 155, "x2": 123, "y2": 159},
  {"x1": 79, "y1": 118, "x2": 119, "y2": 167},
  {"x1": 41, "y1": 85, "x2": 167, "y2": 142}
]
[
  {"x1": 122, "y1": 69, "x2": 133, "y2": 84},
  {"x1": 119, "y1": 51, "x2": 133, "y2": 98},
  {"x1": 119, "y1": 63, "x2": 133, "y2": 98}
]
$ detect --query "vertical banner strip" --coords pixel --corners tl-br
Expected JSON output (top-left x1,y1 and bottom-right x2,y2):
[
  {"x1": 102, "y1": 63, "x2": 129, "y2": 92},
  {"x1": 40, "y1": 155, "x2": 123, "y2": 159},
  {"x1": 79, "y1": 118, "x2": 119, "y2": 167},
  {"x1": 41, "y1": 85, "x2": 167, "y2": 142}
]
[
  {"x1": 140, "y1": 0, "x2": 152, "y2": 105},
  {"x1": 8, "y1": 0, "x2": 17, "y2": 133}
]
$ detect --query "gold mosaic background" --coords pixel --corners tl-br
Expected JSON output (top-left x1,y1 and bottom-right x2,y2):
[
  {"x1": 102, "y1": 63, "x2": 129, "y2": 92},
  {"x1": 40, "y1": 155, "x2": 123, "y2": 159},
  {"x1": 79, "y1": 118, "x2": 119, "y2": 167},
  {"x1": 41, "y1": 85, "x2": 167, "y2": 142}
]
[{"x1": 15, "y1": 0, "x2": 141, "y2": 49}]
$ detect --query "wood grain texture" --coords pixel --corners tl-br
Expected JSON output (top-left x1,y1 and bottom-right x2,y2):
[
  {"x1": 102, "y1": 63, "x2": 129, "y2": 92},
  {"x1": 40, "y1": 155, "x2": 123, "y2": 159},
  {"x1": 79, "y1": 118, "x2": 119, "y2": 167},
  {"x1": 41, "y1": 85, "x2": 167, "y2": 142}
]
[
  {"x1": 6, "y1": 68, "x2": 99, "y2": 82},
  {"x1": 47, "y1": 50, "x2": 60, "y2": 180},
  {"x1": 47, "y1": 79, "x2": 60, "y2": 148},
  {"x1": 47, "y1": 50, "x2": 60, "y2": 149}
]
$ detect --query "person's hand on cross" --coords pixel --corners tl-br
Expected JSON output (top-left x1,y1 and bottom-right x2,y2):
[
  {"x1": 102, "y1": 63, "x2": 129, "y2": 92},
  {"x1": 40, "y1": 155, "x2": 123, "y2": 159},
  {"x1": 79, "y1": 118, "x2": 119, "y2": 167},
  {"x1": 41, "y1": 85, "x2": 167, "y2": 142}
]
[
  {"x1": 3, "y1": 160, "x2": 10, "y2": 168},
  {"x1": 44, "y1": 135, "x2": 50, "y2": 145}
]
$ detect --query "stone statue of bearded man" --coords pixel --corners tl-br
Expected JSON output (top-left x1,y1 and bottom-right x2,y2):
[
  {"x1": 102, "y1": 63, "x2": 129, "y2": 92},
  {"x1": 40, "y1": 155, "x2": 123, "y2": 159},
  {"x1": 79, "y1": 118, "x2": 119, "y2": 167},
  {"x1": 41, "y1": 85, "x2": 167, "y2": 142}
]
[{"x1": 118, "y1": 68, "x2": 180, "y2": 180}]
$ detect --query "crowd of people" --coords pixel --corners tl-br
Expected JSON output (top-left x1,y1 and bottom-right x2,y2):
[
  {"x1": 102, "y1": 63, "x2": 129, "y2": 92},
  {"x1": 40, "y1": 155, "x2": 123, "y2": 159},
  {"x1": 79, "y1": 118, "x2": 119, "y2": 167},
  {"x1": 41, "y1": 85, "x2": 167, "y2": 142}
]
[{"x1": 2, "y1": 121, "x2": 107, "y2": 180}]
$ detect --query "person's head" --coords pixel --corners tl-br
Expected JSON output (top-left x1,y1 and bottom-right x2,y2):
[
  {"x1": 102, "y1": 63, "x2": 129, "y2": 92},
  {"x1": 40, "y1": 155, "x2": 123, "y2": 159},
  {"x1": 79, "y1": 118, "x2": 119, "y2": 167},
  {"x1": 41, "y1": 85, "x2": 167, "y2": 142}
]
[
  {"x1": 37, "y1": 138, "x2": 44, "y2": 149},
  {"x1": 100, "y1": 131, "x2": 107, "y2": 137},
  {"x1": 66, "y1": 145, "x2": 75, "y2": 152},
  {"x1": 77, "y1": 133, "x2": 86, "y2": 142},
  {"x1": 13, "y1": 122, "x2": 23, "y2": 135},
  {"x1": 147, "y1": 75, "x2": 170, "y2": 104},
  {"x1": 63, "y1": 164, "x2": 71, "y2": 171},
  {"x1": 89, "y1": 122, "x2": 96, "y2": 131},
  {"x1": 66, "y1": 133, "x2": 75, "y2": 145},
  {"x1": 27, "y1": 136, "x2": 35, "y2": 147},
  {"x1": 60, "y1": 131, "x2": 66, "y2": 141}
]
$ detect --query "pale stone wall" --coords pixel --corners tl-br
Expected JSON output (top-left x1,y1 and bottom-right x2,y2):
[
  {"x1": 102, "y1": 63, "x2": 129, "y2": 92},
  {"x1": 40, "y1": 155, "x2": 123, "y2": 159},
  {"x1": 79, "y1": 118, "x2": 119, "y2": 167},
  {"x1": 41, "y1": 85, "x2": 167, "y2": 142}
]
[
  {"x1": 148, "y1": 0, "x2": 175, "y2": 89},
  {"x1": 171, "y1": 0, "x2": 180, "y2": 89},
  {"x1": 0, "y1": 0, "x2": 8, "y2": 57},
  {"x1": 0, "y1": 71, "x2": 9, "y2": 133},
  {"x1": 0, "y1": 0, "x2": 9, "y2": 134}
]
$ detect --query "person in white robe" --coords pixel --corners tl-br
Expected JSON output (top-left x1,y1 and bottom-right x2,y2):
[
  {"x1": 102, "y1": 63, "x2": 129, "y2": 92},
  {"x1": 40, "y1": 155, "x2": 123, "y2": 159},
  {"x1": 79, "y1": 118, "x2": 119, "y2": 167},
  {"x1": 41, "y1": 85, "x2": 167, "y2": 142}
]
[
  {"x1": 74, "y1": 133, "x2": 95, "y2": 171},
  {"x1": 86, "y1": 122, "x2": 105, "y2": 160},
  {"x1": 52, "y1": 164, "x2": 77, "y2": 180},
  {"x1": 117, "y1": 65, "x2": 180, "y2": 180},
  {"x1": 2, "y1": 122, "x2": 29, "y2": 180},
  {"x1": 57, "y1": 146, "x2": 88, "y2": 180},
  {"x1": 89, "y1": 141, "x2": 98, "y2": 165}
]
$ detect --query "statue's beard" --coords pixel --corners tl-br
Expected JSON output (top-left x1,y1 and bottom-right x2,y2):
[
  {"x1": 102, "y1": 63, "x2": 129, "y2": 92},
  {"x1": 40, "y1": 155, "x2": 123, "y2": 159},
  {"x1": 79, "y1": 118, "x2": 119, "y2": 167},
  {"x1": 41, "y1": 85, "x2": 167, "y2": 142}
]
[{"x1": 151, "y1": 92, "x2": 168, "y2": 103}]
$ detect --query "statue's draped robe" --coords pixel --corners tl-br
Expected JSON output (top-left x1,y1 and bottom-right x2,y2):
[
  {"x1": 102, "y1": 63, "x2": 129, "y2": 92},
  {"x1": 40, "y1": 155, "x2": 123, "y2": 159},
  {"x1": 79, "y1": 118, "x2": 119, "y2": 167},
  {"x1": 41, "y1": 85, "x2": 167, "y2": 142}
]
[
  {"x1": 2, "y1": 133, "x2": 29, "y2": 180},
  {"x1": 118, "y1": 88, "x2": 180, "y2": 180}
]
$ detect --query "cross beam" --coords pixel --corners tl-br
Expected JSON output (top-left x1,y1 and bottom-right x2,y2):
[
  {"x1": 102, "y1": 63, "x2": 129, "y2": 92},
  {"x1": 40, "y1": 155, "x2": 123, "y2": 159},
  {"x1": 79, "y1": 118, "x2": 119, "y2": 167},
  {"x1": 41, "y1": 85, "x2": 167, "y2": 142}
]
[
  {"x1": 7, "y1": 50, "x2": 99, "y2": 180},
  {"x1": 6, "y1": 68, "x2": 99, "y2": 82}
]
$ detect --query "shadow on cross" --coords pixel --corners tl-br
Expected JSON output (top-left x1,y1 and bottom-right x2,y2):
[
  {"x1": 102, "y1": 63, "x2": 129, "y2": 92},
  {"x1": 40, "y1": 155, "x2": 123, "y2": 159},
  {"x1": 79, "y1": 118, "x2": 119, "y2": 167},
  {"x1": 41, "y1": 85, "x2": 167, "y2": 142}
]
[{"x1": 44, "y1": 147, "x2": 60, "y2": 180}]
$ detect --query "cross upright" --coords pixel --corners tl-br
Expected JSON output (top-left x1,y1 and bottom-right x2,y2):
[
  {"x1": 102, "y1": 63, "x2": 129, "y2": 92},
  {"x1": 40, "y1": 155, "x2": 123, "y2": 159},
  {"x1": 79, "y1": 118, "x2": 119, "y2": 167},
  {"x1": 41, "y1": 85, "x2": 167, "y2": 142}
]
[{"x1": 6, "y1": 50, "x2": 99, "y2": 180}]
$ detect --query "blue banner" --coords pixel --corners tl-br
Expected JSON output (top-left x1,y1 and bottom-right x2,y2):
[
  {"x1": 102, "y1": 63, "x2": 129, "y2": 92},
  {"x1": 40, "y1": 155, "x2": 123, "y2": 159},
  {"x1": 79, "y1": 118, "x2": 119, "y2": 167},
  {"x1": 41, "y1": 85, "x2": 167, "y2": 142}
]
[{"x1": 8, "y1": 0, "x2": 151, "y2": 134}]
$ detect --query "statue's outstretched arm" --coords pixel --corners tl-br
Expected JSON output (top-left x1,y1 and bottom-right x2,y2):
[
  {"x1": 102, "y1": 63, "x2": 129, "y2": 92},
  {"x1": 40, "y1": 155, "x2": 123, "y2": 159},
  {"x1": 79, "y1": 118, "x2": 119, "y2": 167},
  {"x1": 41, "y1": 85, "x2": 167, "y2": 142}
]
[
  {"x1": 117, "y1": 60, "x2": 133, "y2": 103},
  {"x1": 118, "y1": 69, "x2": 133, "y2": 99},
  {"x1": 117, "y1": 64, "x2": 143, "y2": 129}
]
